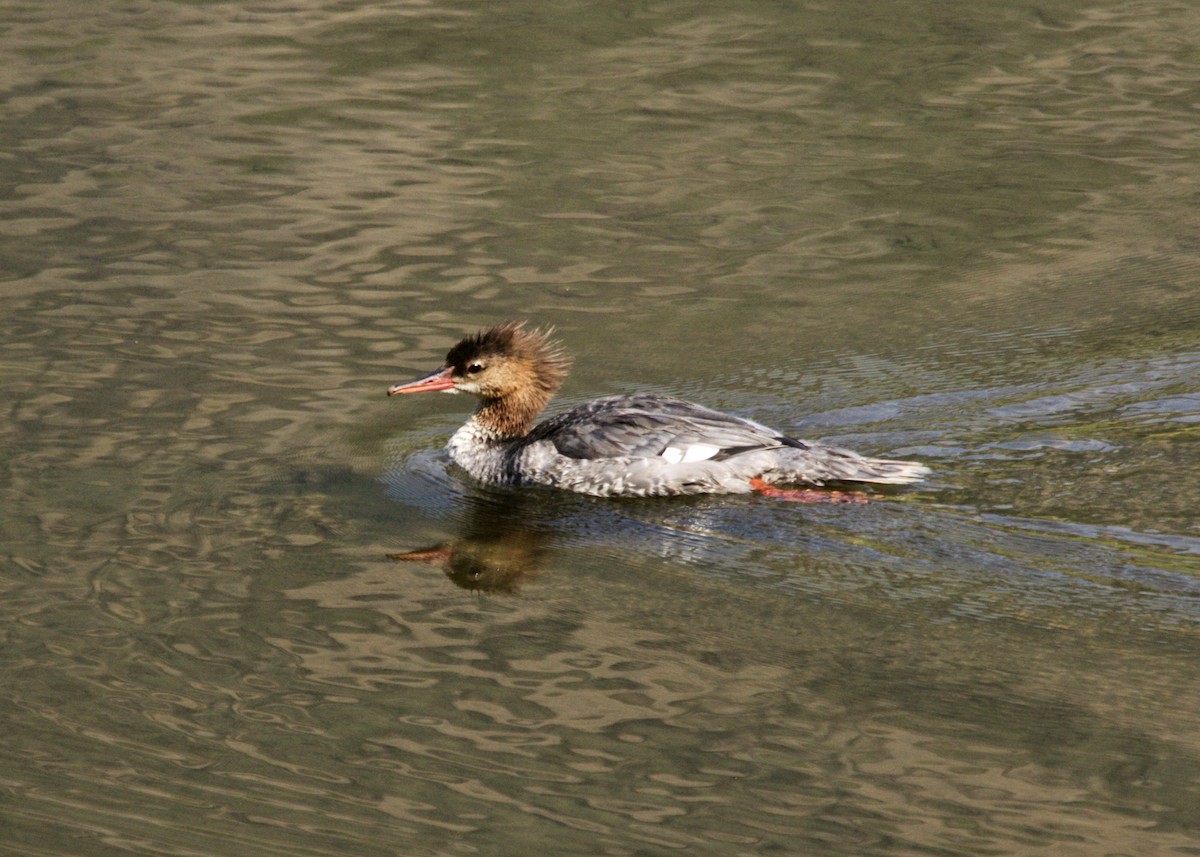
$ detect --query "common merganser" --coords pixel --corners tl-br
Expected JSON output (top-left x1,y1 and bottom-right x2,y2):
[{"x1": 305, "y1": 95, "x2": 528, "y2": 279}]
[{"x1": 387, "y1": 323, "x2": 929, "y2": 502}]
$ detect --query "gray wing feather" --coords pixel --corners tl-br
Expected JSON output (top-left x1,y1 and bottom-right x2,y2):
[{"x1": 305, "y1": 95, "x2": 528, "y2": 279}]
[{"x1": 527, "y1": 394, "x2": 786, "y2": 461}]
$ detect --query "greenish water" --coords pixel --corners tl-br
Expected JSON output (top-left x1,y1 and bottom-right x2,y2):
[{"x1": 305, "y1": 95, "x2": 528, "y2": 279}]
[{"x1": 3, "y1": 1, "x2": 1200, "y2": 855}]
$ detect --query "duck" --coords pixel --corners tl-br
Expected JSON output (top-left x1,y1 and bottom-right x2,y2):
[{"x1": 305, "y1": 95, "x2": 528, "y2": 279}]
[{"x1": 387, "y1": 323, "x2": 929, "y2": 501}]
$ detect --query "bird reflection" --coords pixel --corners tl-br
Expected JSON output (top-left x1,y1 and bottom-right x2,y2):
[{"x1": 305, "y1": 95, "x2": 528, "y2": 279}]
[{"x1": 387, "y1": 492, "x2": 548, "y2": 593}]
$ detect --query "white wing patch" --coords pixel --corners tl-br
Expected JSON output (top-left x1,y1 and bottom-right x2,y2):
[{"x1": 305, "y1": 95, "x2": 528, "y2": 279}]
[{"x1": 661, "y1": 443, "x2": 722, "y2": 464}]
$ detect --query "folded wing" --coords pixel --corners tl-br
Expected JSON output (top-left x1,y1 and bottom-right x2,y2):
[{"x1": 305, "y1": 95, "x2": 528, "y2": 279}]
[{"x1": 528, "y1": 393, "x2": 792, "y2": 462}]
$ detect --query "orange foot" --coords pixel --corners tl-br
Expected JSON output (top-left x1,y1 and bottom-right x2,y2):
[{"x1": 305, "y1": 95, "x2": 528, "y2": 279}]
[{"x1": 749, "y1": 477, "x2": 869, "y2": 504}]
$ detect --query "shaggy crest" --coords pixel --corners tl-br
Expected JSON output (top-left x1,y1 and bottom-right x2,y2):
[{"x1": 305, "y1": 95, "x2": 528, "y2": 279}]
[
  {"x1": 445, "y1": 323, "x2": 572, "y2": 438},
  {"x1": 448, "y1": 322, "x2": 572, "y2": 399}
]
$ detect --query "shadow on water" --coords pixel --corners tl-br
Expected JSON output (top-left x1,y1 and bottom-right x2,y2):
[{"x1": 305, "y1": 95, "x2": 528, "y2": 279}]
[{"x1": 385, "y1": 490, "x2": 551, "y2": 594}]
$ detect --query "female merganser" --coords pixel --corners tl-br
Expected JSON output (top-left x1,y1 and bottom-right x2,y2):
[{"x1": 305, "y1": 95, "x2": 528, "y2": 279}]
[{"x1": 387, "y1": 323, "x2": 929, "y2": 501}]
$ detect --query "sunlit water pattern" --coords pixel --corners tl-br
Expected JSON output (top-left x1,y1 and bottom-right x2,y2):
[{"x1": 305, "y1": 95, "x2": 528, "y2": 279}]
[{"x1": 3, "y1": 1, "x2": 1200, "y2": 855}]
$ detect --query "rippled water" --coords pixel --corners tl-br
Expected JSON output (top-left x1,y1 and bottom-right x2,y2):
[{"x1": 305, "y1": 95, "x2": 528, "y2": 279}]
[{"x1": 4, "y1": 0, "x2": 1200, "y2": 854}]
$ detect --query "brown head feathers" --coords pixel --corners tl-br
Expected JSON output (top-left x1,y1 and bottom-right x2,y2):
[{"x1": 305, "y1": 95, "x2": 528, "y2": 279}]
[
  {"x1": 445, "y1": 323, "x2": 572, "y2": 436},
  {"x1": 446, "y1": 322, "x2": 571, "y2": 395}
]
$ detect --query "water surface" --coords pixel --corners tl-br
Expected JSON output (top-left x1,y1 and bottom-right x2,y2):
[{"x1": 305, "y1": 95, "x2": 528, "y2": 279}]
[{"x1": 3, "y1": 0, "x2": 1200, "y2": 854}]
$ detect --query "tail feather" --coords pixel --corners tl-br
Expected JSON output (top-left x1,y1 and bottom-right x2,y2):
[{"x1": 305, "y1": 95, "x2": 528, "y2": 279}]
[
  {"x1": 771, "y1": 443, "x2": 930, "y2": 486},
  {"x1": 850, "y1": 456, "x2": 931, "y2": 485}
]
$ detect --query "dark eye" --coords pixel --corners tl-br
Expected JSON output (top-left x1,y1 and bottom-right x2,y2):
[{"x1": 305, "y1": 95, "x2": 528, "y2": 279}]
[{"x1": 467, "y1": 362, "x2": 484, "y2": 374}]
